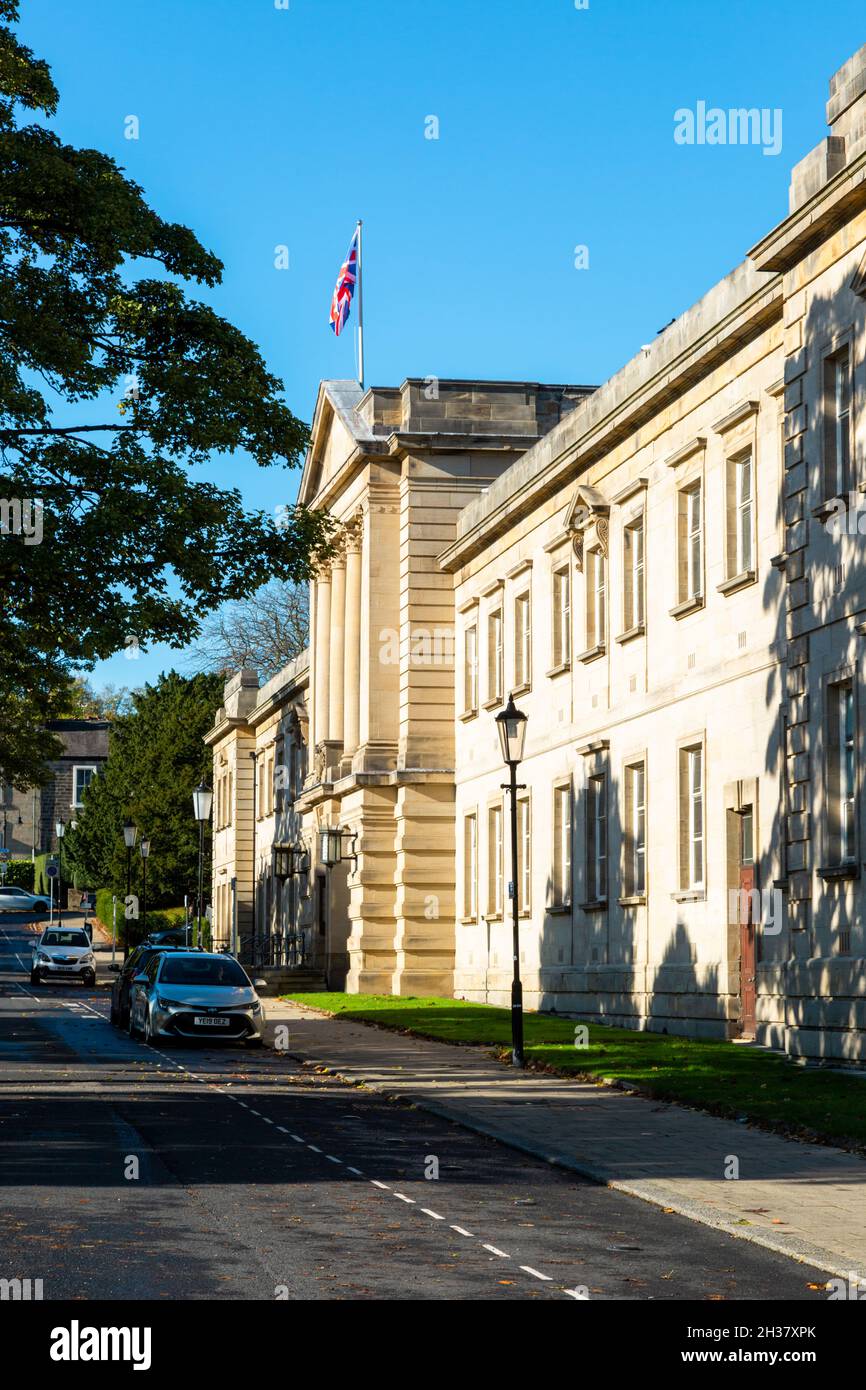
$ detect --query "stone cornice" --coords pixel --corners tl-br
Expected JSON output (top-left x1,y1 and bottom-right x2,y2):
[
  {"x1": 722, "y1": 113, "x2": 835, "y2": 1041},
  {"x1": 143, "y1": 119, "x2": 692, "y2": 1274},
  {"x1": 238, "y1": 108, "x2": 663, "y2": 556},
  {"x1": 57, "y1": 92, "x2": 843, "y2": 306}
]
[
  {"x1": 748, "y1": 147, "x2": 866, "y2": 273},
  {"x1": 438, "y1": 273, "x2": 782, "y2": 571}
]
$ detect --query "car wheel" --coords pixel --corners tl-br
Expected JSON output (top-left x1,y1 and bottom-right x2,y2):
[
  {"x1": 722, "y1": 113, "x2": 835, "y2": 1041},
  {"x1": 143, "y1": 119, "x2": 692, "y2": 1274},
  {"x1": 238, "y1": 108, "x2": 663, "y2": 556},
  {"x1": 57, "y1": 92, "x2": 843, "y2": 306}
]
[
  {"x1": 30, "y1": 970, "x2": 40, "y2": 986},
  {"x1": 245, "y1": 1037, "x2": 265, "y2": 1050},
  {"x1": 143, "y1": 1009, "x2": 153, "y2": 1044},
  {"x1": 83, "y1": 970, "x2": 96, "y2": 988},
  {"x1": 33, "y1": 902, "x2": 47, "y2": 915},
  {"x1": 109, "y1": 1003, "x2": 118, "y2": 1025},
  {"x1": 128, "y1": 1007, "x2": 139, "y2": 1039}
]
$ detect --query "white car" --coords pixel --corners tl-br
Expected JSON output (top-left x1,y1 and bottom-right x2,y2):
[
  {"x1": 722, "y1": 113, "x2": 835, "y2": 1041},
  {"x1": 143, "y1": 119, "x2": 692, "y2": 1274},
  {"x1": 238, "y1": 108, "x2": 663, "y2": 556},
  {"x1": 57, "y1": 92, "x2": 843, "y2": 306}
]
[
  {"x1": 0, "y1": 885, "x2": 50, "y2": 913},
  {"x1": 31, "y1": 927, "x2": 96, "y2": 986}
]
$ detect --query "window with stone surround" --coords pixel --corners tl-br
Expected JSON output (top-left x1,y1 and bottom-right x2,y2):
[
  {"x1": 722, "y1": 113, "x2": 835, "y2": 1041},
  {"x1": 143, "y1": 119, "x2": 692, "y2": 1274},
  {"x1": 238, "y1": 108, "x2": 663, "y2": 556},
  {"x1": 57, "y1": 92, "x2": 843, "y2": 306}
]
[
  {"x1": 516, "y1": 794, "x2": 531, "y2": 914},
  {"x1": 622, "y1": 514, "x2": 645, "y2": 632},
  {"x1": 487, "y1": 607, "x2": 503, "y2": 704},
  {"x1": 585, "y1": 547, "x2": 606, "y2": 650},
  {"x1": 513, "y1": 591, "x2": 531, "y2": 690},
  {"x1": 552, "y1": 565, "x2": 571, "y2": 669},
  {"x1": 462, "y1": 812, "x2": 478, "y2": 920},
  {"x1": 463, "y1": 622, "x2": 478, "y2": 715},
  {"x1": 72, "y1": 765, "x2": 97, "y2": 808},
  {"x1": 725, "y1": 451, "x2": 754, "y2": 578},
  {"x1": 487, "y1": 801, "x2": 503, "y2": 917},
  {"x1": 823, "y1": 344, "x2": 852, "y2": 500},
  {"x1": 677, "y1": 482, "x2": 703, "y2": 605},
  {"x1": 827, "y1": 679, "x2": 857, "y2": 867},
  {"x1": 624, "y1": 760, "x2": 646, "y2": 897},
  {"x1": 552, "y1": 782, "x2": 573, "y2": 908},
  {"x1": 586, "y1": 772, "x2": 607, "y2": 903},
  {"x1": 678, "y1": 742, "x2": 704, "y2": 892}
]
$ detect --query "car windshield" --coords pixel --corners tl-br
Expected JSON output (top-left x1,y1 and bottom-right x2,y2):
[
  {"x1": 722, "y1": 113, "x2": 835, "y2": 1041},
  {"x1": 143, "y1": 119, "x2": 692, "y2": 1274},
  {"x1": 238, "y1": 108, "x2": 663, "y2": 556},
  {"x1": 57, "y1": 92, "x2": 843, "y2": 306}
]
[
  {"x1": 159, "y1": 956, "x2": 250, "y2": 988},
  {"x1": 42, "y1": 931, "x2": 89, "y2": 947}
]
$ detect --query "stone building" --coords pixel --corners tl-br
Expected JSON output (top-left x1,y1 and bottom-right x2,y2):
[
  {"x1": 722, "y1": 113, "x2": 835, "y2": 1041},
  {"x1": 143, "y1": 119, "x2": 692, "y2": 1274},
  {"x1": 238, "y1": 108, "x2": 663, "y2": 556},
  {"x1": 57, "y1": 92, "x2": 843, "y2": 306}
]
[
  {"x1": 210, "y1": 43, "x2": 866, "y2": 1059},
  {"x1": 1, "y1": 719, "x2": 109, "y2": 858}
]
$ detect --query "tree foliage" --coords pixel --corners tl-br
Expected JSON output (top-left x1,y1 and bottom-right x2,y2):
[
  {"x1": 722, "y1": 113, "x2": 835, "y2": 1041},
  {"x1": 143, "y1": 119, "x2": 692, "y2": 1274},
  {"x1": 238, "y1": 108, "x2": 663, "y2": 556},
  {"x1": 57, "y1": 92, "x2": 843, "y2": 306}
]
[
  {"x1": 64, "y1": 671, "x2": 222, "y2": 907},
  {"x1": 0, "y1": 2, "x2": 330, "y2": 787}
]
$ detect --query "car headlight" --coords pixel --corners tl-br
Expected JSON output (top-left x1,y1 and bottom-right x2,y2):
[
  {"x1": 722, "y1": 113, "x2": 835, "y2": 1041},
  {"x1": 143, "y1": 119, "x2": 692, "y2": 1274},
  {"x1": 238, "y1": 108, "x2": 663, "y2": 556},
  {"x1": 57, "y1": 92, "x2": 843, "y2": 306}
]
[
  {"x1": 81, "y1": 953, "x2": 94, "y2": 964},
  {"x1": 38, "y1": 952, "x2": 52, "y2": 963},
  {"x1": 156, "y1": 996, "x2": 179, "y2": 1010}
]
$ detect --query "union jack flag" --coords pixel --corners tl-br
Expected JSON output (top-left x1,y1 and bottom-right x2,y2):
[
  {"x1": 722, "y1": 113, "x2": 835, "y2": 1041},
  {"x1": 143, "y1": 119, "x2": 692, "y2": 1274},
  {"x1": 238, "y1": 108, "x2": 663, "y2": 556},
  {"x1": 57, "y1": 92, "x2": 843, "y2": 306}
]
[{"x1": 329, "y1": 227, "x2": 359, "y2": 336}]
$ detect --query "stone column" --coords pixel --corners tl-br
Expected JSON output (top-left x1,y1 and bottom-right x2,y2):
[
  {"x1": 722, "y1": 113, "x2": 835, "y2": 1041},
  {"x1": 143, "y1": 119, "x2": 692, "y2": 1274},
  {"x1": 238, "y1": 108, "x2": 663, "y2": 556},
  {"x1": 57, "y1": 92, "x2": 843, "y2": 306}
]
[
  {"x1": 343, "y1": 515, "x2": 363, "y2": 763},
  {"x1": 307, "y1": 579, "x2": 318, "y2": 757},
  {"x1": 328, "y1": 543, "x2": 346, "y2": 749},
  {"x1": 314, "y1": 567, "x2": 331, "y2": 748}
]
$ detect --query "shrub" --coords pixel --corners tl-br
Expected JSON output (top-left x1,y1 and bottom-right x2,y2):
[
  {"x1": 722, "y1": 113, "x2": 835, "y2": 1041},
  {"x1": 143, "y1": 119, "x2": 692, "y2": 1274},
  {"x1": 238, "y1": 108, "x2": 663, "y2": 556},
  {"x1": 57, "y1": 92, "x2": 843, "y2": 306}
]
[{"x1": 1, "y1": 859, "x2": 35, "y2": 891}]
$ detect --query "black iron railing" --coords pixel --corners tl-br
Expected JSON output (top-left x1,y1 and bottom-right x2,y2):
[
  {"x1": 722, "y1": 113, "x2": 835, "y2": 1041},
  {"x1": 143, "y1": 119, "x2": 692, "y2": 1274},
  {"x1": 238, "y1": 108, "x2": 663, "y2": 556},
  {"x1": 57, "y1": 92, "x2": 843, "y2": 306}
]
[{"x1": 238, "y1": 930, "x2": 310, "y2": 971}]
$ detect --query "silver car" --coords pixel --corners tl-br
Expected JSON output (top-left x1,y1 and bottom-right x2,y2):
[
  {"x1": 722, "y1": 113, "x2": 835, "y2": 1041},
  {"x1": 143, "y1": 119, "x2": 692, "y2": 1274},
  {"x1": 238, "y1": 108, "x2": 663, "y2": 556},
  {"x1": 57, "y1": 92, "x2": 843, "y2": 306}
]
[
  {"x1": 31, "y1": 927, "x2": 96, "y2": 985},
  {"x1": 0, "y1": 885, "x2": 50, "y2": 914},
  {"x1": 128, "y1": 951, "x2": 267, "y2": 1047}
]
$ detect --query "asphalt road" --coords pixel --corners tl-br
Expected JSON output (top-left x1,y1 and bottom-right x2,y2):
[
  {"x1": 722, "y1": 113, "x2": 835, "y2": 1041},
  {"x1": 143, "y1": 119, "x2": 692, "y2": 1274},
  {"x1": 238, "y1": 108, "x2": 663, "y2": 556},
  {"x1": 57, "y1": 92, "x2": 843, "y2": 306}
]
[{"x1": 0, "y1": 915, "x2": 831, "y2": 1302}]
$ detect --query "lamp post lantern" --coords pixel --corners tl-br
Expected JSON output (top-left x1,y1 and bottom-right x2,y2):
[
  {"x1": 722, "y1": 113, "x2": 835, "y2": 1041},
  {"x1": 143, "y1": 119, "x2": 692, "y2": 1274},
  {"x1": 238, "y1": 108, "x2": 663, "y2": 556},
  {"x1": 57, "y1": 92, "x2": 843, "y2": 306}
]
[
  {"x1": 122, "y1": 819, "x2": 137, "y2": 961},
  {"x1": 140, "y1": 838, "x2": 151, "y2": 943},
  {"x1": 495, "y1": 694, "x2": 528, "y2": 1068},
  {"x1": 192, "y1": 780, "x2": 213, "y2": 950},
  {"x1": 55, "y1": 818, "x2": 65, "y2": 925}
]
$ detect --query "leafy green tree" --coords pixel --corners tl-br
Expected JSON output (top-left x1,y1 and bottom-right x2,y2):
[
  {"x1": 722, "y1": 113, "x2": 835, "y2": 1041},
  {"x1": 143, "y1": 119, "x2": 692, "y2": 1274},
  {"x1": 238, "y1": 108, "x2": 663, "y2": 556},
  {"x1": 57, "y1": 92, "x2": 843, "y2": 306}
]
[
  {"x1": 65, "y1": 671, "x2": 223, "y2": 911},
  {"x1": 0, "y1": 2, "x2": 329, "y2": 788}
]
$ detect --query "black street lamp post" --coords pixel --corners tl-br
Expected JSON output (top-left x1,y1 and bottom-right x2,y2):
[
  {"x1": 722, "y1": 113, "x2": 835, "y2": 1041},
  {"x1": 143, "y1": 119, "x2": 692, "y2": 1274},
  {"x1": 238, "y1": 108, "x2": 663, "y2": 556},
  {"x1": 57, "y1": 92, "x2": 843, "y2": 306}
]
[
  {"x1": 495, "y1": 694, "x2": 528, "y2": 1069},
  {"x1": 55, "y1": 818, "x2": 65, "y2": 925},
  {"x1": 140, "y1": 838, "x2": 150, "y2": 943},
  {"x1": 192, "y1": 780, "x2": 213, "y2": 950},
  {"x1": 122, "y1": 819, "x2": 137, "y2": 961}
]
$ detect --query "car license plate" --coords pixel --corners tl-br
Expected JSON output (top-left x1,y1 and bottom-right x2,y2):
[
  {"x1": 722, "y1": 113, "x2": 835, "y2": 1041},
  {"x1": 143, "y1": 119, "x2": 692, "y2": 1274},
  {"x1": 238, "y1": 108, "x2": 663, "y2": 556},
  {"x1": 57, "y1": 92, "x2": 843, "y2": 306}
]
[{"x1": 194, "y1": 1015, "x2": 230, "y2": 1027}]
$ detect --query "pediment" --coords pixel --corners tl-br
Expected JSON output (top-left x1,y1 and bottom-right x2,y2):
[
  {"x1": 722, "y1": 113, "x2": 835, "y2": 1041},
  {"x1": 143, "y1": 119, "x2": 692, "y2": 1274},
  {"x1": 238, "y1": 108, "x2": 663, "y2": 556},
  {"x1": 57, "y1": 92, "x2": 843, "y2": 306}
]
[{"x1": 565, "y1": 483, "x2": 609, "y2": 534}]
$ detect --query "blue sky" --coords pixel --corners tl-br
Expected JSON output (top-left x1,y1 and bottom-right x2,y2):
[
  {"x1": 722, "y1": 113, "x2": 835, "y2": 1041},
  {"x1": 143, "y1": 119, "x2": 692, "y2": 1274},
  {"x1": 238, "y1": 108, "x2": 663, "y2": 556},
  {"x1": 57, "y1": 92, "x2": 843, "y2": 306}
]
[{"x1": 17, "y1": 0, "x2": 866, "y2": 689}]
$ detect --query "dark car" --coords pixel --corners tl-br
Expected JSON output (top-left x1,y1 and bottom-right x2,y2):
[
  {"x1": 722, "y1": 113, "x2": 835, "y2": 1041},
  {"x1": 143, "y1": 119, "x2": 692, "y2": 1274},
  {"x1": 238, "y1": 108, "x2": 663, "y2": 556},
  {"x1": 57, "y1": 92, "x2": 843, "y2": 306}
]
[
  {"x1": 145, "y1": 927, "x2": 192, "y2": 948},
  {"x1": 109, "y1": 943, "x2": 189, "y2": 1029}
]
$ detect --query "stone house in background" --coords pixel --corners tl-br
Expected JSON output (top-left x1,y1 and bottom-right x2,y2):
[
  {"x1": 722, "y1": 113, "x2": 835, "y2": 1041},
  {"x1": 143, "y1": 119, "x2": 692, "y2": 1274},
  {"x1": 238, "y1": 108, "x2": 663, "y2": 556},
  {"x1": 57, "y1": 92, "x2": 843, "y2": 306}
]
[
  {"x1": 209, "y1": 42, "x2": 866, "y2": 1060},
  {"x1": 1, "y1": 718, "x2": 109, "y2": 859}
]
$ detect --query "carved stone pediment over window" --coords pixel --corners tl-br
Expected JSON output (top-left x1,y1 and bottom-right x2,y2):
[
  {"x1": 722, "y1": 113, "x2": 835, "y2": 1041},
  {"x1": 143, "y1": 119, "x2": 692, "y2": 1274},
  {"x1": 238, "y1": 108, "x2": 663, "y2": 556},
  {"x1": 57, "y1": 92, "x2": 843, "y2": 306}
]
[
  {"x1": 565, "y1": 484, "x2": 610, "y2": 570},
  {"x1": 851, "y1": 249, "x2": 866, "y2": 299}
]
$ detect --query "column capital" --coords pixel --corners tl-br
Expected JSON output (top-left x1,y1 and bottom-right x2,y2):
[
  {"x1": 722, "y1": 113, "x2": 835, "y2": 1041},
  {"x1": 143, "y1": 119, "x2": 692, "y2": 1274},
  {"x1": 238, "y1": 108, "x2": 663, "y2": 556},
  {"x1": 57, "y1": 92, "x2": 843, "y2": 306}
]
[{"x1": 344, "y1": 512, "x2": 364, "y2": 554}]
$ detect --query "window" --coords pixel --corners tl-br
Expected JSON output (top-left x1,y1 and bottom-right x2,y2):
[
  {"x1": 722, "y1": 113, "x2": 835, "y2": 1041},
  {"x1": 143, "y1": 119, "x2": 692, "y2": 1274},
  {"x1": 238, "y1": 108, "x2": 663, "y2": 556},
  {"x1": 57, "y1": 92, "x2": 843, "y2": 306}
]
[
  {"x1": 585, "y1": 548, "x2": 606, "y2": 649},
  {"x1": 487, "y1": 803, "x2": 503, "y2": 916},
  {"x1": 487, "y1": 608, "x2": 503, "y2": 704},
  {"x1": 623, "y1": 516, "x2": 645, "y2": 631},
  {"x1": 463, "y1": 623, "x2": 478, "y2": 714},
  {"x1": 586, "y1": 773, "x2": 607, "y2": 902},
  {"x1": 677, "y1": 483, "x2": 702, "y2": 604},
  {"x1": 72, "y1": 765, "x2": 97, "y2": 808},
  {"x1": 463, "y1": 813, "x2": 477, "y2": 919},
  {"x1": 266, "y1": 753, "x2": 275, "y2": 815},
  {"x1": 725, "y1": 453, "x2": 753, "y2": 578},
  {"x1": 514, "y1": 591, "x2": 531, "y2": 689},
  {"x1": 828, "y1": 680, "x2": 856, "y2": 865},
  {"x1": 516, "y1": 795, "x2": 531, "y2": 913},
  {"x1": 552, "y1": 566, "x2": 571, "y2": 667},
  {"x1": 824, "y1": 346, "x2": 852, "y2": 499},
  {"x1": 257, "y1": 758, "x2": 266, "y2": 819},
  {"x1": 552, "y1": 784, "x2": 573, "y2": 907},
  {"x1": 679, "y1": 744, "x2": 704, "y2": 890},
  {"x1": 624, "y1": 761, "x2": 646, "y2": 896}
]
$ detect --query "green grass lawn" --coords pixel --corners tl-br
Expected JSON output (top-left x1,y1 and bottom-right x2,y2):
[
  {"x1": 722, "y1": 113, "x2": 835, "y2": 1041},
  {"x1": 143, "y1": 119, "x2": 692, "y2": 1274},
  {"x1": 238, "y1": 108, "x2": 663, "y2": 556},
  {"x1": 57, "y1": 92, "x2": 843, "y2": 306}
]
[{"x1": 283, "y1": 992, "x2": 866, "y2": 1152}]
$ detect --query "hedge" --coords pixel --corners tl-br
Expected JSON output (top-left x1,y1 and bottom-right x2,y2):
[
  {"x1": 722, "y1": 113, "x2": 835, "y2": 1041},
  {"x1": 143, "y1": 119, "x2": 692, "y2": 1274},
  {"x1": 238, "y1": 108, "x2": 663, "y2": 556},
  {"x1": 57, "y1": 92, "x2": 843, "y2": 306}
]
[
  {"x1": 93, "y1": 891, "x2": 208, "y2": 948},
  {"x1": 0, "y1": 859, "x2": 35, "y2": 891}
]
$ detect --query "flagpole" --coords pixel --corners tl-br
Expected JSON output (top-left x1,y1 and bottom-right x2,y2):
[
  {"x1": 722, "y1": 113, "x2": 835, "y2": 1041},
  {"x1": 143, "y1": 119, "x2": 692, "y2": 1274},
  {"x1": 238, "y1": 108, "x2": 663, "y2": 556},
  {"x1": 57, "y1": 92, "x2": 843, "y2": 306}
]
[{"x1": 356, "y1": 219, "x2": 364, "y2": 389}]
